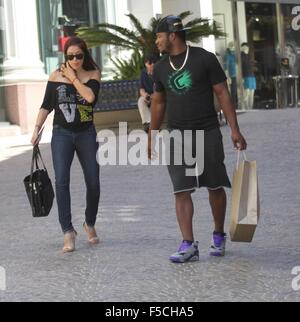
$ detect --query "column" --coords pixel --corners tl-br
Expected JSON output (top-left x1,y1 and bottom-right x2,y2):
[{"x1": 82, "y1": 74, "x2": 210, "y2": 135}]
[
  {"x1": 199, "y1": 0, "x2": 215, "y2": 53},
  {"x1": 162, "y1": 0, "x2": 199, "y2": 19},
  {"x1": 0, "y1": 0, "x2": 51, "y2": 134},
  {"x1": 0, "y1": 0, "x2": 4, "y2": 32},
  {"x1": 1, "y1": 0, "x2": 47, "y2": 83},
  {"x1": 153, "y1": 0, "x2": 162, "y2": 17},
  {"x1": 128, "y1": 0, "x2": 159, "y2": 22},
  {"x1": 114, "y1": 0, "x2": 130, "y2": 28},
  {"x1": 0, "y1": 0, "x2": 5, "y2": 121}
]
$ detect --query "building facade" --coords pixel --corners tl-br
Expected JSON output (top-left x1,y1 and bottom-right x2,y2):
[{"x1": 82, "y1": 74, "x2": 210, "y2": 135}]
[{"x1": 0, "y1": 0, "x2": 299, "y2": 134}]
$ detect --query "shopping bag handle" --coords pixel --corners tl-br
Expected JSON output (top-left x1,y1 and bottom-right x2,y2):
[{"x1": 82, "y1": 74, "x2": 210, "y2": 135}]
[{"x1": 236, "y1": 150, "x2": 248, "y2": 169}]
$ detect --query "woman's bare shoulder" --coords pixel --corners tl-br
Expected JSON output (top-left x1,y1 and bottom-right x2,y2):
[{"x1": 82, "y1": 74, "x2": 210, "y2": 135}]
[
  {"x1": 88, "y1": 69, "x2": 101, "y2": 81},
  {"x1": 48, "y1": 70, "x2": 61, "y2": 82}
]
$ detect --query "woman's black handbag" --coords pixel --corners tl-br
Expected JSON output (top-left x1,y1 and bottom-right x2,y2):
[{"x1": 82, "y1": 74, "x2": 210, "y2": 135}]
[{"x1": 24, "y1": 146, "x2": 54, "y2": 217}]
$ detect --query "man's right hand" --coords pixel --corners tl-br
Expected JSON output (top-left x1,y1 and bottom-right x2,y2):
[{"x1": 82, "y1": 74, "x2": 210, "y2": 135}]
[{"x1": 231, "y1": 130, "x2": 247, "y2": 151}]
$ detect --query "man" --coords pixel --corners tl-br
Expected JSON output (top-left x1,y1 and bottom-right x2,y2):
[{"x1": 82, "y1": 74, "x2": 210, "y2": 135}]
[
  {"x1": 148, "y1": 16, "x2": 247, "y2": 263},
  {"x1": 138, "y1": 55, "x2": 158, "y2": 133}
]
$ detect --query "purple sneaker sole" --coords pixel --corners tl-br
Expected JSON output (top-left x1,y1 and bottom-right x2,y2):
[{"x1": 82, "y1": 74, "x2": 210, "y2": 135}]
[
  {"x1": 169, "y1": 254, "x2": 199, "y2": 263},
  {"x1": 210, "y1": 251, "x2": 225, "y2": 257},
  {"x1": 170, "y1": 257, "x2": 199, "y2": 263}
]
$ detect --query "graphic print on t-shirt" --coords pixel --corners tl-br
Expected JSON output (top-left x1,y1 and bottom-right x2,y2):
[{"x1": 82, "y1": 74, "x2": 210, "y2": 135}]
[
  {"x1": 57, "y1": 85, "x2": 77, "y2": 123},
  {"x1": 78, "y1": 105, "x2": 93, "y2": 122},
  {"x1": 76, "y1": 92, "x2": 88, "y2": 105},
  {"x1": 76, "y1": 93, "x2": 93, "y2": 122},
  {"x1": 168, "y1": 70, "x2": 192, "y2": 95},
  {"x1": 59, "y1": 103, "x2": 77, "y2": 123}
]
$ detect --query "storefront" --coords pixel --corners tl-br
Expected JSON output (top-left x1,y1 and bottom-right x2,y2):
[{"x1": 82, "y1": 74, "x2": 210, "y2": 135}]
[
  {"x1": 0, "y1": 0, "x2": 148, "y2": 132},
  {"x1": 0, "y1": 0, "x2": 298, "y2": 133},
  {"x1": 36, "y1": 0, "x2": 107, "y2": 74},
  {"x1": 227, "y1": 0, "x2": 300, "y2": 109},
  {"x1": 0, "y1": 0, "x2": 5, "y2": 121}
]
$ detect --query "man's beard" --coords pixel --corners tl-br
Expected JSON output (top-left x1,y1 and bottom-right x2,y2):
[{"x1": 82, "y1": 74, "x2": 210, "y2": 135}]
[{"x1": 161, "y1": 42, "x2": 172, "y2": 55}]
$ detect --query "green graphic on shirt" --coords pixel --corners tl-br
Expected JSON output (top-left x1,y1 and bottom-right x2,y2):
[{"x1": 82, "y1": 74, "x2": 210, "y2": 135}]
[
  {"x1": 168, "y1": 70, "x2": 192, "y2": 95},
  {"x1": 78, "y1": 105, "x2": 93, "y2": 122}
]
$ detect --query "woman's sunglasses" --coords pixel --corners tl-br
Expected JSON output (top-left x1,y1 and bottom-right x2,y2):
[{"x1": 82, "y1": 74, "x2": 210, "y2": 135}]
[{"x1": 65, "y1": 53, "x2": 84, "y2": 61}]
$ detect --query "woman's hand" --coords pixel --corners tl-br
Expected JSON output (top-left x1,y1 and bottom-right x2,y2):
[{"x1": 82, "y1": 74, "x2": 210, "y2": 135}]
[
  {"x1": 31, "y1": 127, "x2": 41, "y2": 146},
  {"x1": 60, "y1": 62, "x2": 77, "y2": 82},
  {"x1": 31, "y1": 126, "x2": 44, "y2": 146}
]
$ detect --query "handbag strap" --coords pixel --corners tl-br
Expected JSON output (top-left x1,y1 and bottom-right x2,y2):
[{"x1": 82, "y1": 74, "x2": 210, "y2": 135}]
[
  {"x1": 35, "y1": 146, "x2": 47, "y2": 171},
  {"x1": 30, "y1": 146, "x2": 48, "y2": 181},
  {"x1": 236, "y1": 150, "x2": 248, "y2": 169},
  {"x1": 29, "y1": 147, "x2": 37, "y2": 183}
]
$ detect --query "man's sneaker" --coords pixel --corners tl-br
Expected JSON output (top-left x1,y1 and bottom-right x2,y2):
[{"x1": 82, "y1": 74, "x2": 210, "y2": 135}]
[
  {"x1": 210, "y1": 232, "x2": 226, "y2": 257},
  {"x1": 169, "y1": 241, "x2": 199, "y2": 263}
]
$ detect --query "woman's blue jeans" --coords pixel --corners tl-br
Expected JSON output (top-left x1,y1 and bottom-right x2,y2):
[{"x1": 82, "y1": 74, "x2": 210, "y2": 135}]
[{"x1": 51, "y1": 124, "x2": 100, "y2": 233}]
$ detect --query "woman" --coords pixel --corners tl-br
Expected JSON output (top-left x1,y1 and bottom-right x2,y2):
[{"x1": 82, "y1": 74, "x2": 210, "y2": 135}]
[{"x1": 31, "y1": 37, "x2": 101, "y2": 253}]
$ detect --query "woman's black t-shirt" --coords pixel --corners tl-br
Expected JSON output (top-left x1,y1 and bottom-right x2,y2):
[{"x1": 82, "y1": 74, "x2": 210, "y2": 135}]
[
  {"x1": 41, "y1": 79, "x2": 100, "y2": 132},
  {"x1": 153, "y1": 47, "x2": 227, "y2": 130}
]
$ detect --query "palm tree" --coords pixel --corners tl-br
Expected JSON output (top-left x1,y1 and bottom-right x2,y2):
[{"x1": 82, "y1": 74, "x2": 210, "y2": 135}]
[{"x1": 76, "y1": 11, "x2": 226, "y2": 79}]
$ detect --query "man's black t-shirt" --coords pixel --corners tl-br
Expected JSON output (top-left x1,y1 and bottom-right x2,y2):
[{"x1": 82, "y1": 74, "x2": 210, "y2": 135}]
[
  {"x1": 40, "y1": 79, "x2": 100, "y2": 132},
  {"x1": 153, "y1": 46, "x2": 227, "y2": 130}
]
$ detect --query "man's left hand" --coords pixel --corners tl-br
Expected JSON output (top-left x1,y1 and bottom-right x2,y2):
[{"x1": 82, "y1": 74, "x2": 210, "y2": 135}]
[{"x1": 232, "y1": 130, "x2": 247, "y2": 150}]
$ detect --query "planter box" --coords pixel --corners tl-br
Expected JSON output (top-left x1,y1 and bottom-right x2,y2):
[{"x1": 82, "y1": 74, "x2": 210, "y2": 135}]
[{"x1": 95, "y1": 79, "x2": 140, "y2": 112}]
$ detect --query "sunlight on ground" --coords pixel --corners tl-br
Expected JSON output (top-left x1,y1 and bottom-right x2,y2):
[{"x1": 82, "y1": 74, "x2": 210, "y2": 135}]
[{"x1": 0, "y1": 132, "x2": 52, "y2": 162}]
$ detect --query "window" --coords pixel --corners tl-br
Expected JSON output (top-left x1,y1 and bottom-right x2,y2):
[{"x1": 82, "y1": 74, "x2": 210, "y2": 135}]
[
  {"x1": 62, "y1": 0, "x2": 89, "y2": 24},
  {"x1": 245, "y1": 3, "x2": 279, "y2": 104},
  {"x1": 0, "y1": 0, "x2": 4, "y2": 65},
  {"x1": 281, "y1": 4, "x2": 300, "y2": 76},
  {"x1": 36, "y1": 0, "x2": 106, "y2": 74}
]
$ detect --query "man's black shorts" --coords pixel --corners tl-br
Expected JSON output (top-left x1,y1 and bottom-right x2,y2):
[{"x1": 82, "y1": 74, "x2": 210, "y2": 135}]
[{"x1": 166, "y1": 127, "x2": 231, "y2": 194}]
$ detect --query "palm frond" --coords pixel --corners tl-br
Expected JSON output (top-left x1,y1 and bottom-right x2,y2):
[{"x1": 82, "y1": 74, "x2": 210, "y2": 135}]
[
  {"x1": 126, "y1": 13, "x2": 147, "y2": 38},
  {"x1": 111, "y1": 50, "x2": 144, "y2": 80},
  {"x1": 177, "y1": 11, "x2": 192, "y2": 21},
  {"x1": 184, "y1": 18, "x2": 210, "y2": 28},
  {"x1": 186, "y1": 24, "x2": 226, "y2": 43},
  {"x1": 78, "y1": 23, "x2": 143, "y2": 45},
  {"x1": 212, "y1": 21, "x2": 227, "y2": 38},
  {"x1": 148, "y1": 17, "x2": 160, "y2": 32},
  {"x1": 76, "y1": 29, "x2": 137, "y2": 49},
  {"x1": 78, "y1": 10, "x2": 226, "y2": 79}
]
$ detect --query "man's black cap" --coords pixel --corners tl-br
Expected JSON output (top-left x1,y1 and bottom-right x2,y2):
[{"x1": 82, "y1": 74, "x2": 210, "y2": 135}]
[{"x1": 156, "y1": 15, "x2": 191, "y2": 33}]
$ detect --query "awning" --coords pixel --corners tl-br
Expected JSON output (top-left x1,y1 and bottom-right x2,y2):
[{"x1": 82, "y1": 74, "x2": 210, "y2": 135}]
[{"x1": 228, "y1": 0, "x2": 300, "y2": 4}]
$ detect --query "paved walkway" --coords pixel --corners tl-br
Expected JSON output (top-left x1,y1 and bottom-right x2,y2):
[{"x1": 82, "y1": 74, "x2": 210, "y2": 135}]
[{"x1": 0, "y1": 109, "x2": 299, "y2": 302}]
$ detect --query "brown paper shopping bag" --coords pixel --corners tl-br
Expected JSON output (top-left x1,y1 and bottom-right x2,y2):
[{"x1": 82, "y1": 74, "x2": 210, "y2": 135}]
[{"x1": 229, "y1": 152, "x2": 260, "y2": 242}]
